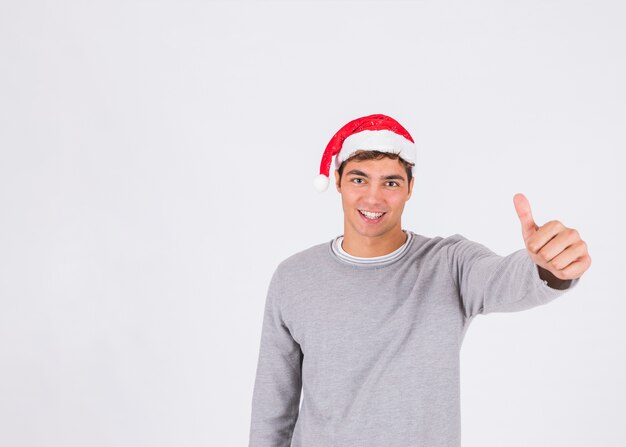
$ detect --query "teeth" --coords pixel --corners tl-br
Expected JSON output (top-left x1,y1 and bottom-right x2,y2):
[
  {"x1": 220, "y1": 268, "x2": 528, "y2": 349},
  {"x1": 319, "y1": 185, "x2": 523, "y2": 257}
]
[{"x1": 359, "y1": 210, "x2": 384, "y2": 219}]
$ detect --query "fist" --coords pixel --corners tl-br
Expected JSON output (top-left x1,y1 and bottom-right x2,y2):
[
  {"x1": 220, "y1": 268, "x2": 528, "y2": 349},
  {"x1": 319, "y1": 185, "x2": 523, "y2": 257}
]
[{"x1": 513, "y1": 193, "x2": 591, "y2": 281}]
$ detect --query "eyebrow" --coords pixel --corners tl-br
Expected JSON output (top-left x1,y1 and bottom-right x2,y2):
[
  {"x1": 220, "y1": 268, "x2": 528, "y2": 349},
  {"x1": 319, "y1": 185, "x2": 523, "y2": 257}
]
[{"x1": 345, "y1": 169, "x2": 406, "y2": 182}]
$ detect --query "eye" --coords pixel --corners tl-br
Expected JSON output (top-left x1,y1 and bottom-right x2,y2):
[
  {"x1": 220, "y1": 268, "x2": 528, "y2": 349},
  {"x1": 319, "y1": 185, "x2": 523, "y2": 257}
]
[
  {"x1": 386, "y1": 181, "x2": 399, "y2": 187},
  {"x1": 351, "y1": 178, "x2": 364, "y2": 184}
]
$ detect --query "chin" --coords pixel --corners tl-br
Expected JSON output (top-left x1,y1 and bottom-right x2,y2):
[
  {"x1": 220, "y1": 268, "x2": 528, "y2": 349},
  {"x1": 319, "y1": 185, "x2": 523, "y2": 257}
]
[{"x1": 355, "y1": 224, "x2": 391, "y2": 237}]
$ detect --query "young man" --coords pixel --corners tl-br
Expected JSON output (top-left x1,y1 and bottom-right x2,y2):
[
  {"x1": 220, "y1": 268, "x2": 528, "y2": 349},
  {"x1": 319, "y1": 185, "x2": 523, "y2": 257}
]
[{"x1": 248, "y1": 114, "x2": 591, "y2": 447}]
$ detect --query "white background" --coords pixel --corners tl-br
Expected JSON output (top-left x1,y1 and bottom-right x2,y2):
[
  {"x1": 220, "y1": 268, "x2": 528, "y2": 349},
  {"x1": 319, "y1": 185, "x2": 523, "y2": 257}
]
[{"x1": 1, "y1": 1, "x2": 624, "y2": 446}]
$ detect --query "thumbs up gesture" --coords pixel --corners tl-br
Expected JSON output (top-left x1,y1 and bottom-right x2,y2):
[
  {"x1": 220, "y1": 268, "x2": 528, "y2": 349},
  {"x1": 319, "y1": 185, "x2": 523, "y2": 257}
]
[{"x1": 513, "y1": 193, "x2": 591, "y2": 282}]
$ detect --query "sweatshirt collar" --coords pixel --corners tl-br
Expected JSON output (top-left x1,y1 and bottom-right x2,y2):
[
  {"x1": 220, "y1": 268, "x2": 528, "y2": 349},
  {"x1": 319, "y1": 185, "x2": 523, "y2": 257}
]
[{"x1": 329, "y1": 230, "x2": 413, "y2": 268}]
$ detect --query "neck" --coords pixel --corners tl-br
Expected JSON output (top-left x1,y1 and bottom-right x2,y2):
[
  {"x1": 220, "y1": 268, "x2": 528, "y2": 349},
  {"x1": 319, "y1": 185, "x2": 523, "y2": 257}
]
[{"x1": 341, "y1": 224, "x2": 407, "y2": 258}]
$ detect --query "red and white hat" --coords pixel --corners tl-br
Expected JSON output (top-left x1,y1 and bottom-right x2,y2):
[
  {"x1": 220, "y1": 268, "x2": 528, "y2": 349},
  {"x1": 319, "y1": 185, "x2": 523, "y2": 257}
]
[{"x1": 313, "y1": 113, "x2": 417, "y2": 192}]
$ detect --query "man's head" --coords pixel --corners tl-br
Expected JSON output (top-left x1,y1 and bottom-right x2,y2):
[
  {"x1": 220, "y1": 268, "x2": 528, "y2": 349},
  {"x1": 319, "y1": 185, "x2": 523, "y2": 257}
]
[
  {"x1": 314, "y1": 114, "x2": 417, "y2": 192},
  {"x1": 334, "y1": 150, "x2": 415, "y2": 240}
]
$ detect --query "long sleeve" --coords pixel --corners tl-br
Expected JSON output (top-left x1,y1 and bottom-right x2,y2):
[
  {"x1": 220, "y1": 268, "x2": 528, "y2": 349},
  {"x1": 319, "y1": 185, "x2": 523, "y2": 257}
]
[
  {"x1": 249, "y1": 268, "x2": 303, "y2": 447},
  {"x1": 445, "y1": 233, "x2": 580, "y2": 319}
]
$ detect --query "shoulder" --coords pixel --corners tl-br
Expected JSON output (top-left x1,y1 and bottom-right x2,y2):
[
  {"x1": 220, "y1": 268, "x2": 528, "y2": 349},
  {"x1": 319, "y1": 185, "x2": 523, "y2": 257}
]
[
  {"x1": 270, "y1": 239, "x2": 330, "y2": 283},
  {"x1": 406, "y1": 230, "x2": 470, "y2": 254},
  {"x1": 404, "y1": 231, "x2": 492, "y2": 269}
]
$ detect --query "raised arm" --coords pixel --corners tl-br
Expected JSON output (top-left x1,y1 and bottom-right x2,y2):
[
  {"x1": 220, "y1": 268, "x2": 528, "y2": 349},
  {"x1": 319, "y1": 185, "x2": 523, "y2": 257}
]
[
  {"x1": 249, "y1": 268, "x2": 303, "y2": 446},
  {"x1": 446, "y1": 234, "x2": 579, "y2": 318},
  {"x1": 446, "y1": 193, "x2": 590, "y2": 319}
]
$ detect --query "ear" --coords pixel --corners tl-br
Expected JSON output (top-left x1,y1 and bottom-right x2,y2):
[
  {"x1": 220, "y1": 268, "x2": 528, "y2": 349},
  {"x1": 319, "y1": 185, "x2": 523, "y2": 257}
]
[
  {"x1": 406, "y1": 176, "x2": 415, "y2": 201},
  {"x1": 334, "y1": 169, "x2": 341, "y2": 191}
]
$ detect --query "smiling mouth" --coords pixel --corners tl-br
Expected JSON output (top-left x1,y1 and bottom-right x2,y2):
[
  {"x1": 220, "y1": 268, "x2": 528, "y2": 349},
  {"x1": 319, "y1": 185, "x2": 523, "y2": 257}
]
[{"x1": 358, "y1": 209, "x2": 386, "y2": 220}]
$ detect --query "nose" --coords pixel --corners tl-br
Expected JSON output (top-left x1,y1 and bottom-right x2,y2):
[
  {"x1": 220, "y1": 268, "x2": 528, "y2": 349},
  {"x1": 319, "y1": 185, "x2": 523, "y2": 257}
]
[{"x1": 362, "y1": 183, "x2": 386, "y2": 208}]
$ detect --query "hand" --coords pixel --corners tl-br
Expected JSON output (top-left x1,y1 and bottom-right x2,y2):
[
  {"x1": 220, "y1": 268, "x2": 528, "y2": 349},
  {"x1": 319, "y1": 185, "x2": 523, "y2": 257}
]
[{"x1": 513, "y1": 193, "x2": 591, "y2": 281}]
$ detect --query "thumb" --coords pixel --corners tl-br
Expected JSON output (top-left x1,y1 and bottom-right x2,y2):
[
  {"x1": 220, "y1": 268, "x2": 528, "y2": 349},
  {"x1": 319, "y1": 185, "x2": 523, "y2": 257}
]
[{"x1": 513, "y1": 193, "x2": 538, "y2": 241}]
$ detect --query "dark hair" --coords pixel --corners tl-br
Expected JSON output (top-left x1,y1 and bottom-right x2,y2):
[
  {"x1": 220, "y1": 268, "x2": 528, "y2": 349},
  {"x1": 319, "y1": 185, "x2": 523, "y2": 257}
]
[{"x1": 337, "y1": 150, "x2": 414, "y2": 191}]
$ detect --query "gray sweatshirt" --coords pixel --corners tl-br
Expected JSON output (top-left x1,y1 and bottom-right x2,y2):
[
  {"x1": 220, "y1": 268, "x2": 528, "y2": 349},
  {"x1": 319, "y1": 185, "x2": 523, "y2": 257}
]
[{"x1": 248, "y1": 231, "x2": 579, "y2": 446}]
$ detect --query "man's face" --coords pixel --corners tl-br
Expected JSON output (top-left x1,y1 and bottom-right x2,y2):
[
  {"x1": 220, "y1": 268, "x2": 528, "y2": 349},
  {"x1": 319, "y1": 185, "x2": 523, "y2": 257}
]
[{"x1": 334, "y1": 157, "x2": 414, "y2": 240}]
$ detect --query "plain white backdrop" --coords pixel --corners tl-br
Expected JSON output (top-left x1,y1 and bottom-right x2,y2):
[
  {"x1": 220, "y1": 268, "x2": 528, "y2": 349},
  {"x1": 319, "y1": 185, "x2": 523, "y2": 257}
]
[{"x1": 0, "y1": 1, "x2": 624, "y2": 446}]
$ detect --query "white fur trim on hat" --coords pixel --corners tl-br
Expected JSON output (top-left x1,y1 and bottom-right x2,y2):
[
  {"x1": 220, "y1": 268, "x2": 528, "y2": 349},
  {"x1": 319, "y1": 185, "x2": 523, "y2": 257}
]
[{"x1": 334, "y1": 129, "x2": 417, "y2": 168}]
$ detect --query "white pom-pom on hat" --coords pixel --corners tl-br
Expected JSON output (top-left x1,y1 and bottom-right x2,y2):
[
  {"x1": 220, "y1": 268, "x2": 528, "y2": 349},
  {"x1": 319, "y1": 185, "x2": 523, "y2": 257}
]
[
  {"x1": 314, "y1": 113, "x2": 416, "y2": 192},
  {"x1": 313, "y1": 174, "x2": 330, "y2": 192}
]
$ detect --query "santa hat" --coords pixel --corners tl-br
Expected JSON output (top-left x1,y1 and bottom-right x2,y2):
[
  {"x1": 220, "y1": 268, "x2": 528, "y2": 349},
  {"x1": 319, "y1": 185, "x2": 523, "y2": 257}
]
[{"x1": 313, "y1": 113, "x2": 417, "y2": 192}]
